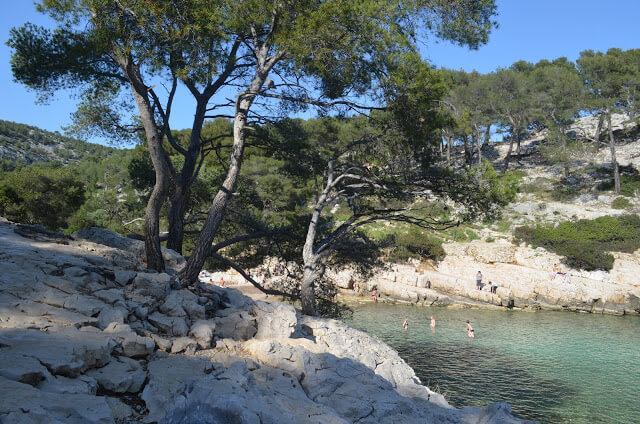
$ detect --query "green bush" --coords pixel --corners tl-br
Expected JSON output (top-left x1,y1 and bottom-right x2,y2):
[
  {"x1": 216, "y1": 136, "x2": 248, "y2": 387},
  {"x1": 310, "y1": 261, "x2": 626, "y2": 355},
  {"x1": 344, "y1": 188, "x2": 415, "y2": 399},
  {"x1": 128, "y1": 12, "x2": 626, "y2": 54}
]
[
  {"x1": 612, "y1": 197, "x2": 632, "y2": 210},
  {"x1": 386, "y1": 232, "x2": 446, "y2": 263},
  {"x1": 0, "y1": 165, "x2": 85, "y2": 229},
  {"x1": 597, "y1": 174, "x2": 640, "y2": 197},
  {"x1": 514, "y1": 215, "x2": 640, "y2": 271}
]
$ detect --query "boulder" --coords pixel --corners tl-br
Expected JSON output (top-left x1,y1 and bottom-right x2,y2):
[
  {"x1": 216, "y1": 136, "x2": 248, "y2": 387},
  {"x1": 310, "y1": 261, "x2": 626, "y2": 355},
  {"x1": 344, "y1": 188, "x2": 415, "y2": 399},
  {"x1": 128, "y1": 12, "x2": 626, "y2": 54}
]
[
  {"x1": 103, "y1": 322, "x2": 155, "y2": 358},
  {"x1": 170, "y1": 337, "x2": 198, "y2": 354},
  {"x1": 0, "y1": 327, "x2": 115, "y2": 378},
  {"x1": 97, "y1": 306, "x2": 127, "y2": 330},
  {"x1": 160, "y1": 289, "x2": 205, "y2": 320},
  {"x1": 105, "y1": 397, "x2": 135, "y2": 420},
  {"x1": 93, "y1": 288, "x2": 126, "y2": 305},
  {"x1": 214, "y1": 310, "x2": 257, "y2": 341},
  {"x1": 125, "y1": 274, "x2": 169, "y2": 306},
  {"x1": 189, "y1": 320, "x2": 215, "y2": 349},
  {"x1": 141, "y1": 356, "x2": 214, "y2": 423},
  {"x1": 0, "y1": 350, "x2": 51, "y2": 386},
  {"x1": 149, "y1": 333, "x2": 172, "y2": 351},
  {"x1": 38, "y1": 374, "x2": 98, "y2": 395},
  {"x1": 0, "y1": 376, "x2": 113, "y2": 424},
  {"x1": 113, "y1": 269, "x2": 137, "y2": 286},
  {"x1": 148, "y1": 312, "x2": 189, "y2": 337},
  {"x1": 87, "y1": 356, "x2": 146, "y2": 393},
  {"x1": 253, "y1": 301, "x2": 297, "y2": 340},
  {"x1": 63, "y1": 294, "x2": 108, "y2": 317}
]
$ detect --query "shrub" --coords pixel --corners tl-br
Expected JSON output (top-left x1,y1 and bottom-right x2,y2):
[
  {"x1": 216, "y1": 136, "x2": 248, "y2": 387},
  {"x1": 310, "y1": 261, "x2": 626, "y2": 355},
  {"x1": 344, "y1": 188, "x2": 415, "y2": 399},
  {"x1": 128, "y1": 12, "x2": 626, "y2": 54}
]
[
  {"x1": 514, "y1": 215, "x2": 640, "y2": 271},
  {"x1": 597, "y1": 172, "x2": 640, "y2": 197},
  {"x1": 0, "y1": 164, "x2": 85, "y2": 229},
  {"x1": 612, "y1": 197, "x2": 632, "y2": 210},
  {"x1": 386, "y1": 232, "x2": 446, "y2": 263}
]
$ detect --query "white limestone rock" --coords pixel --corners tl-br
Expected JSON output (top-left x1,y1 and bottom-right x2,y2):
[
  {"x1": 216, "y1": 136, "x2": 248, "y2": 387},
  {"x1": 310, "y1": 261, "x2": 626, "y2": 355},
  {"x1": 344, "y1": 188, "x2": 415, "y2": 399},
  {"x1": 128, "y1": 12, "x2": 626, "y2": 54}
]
[
  {"x1": 0, "y1": 350, "x2": 51, "y2": 386},
  {"x1": 160, "y1": 361, "x2": 348, "y2": 424},
  {"x1": 87, "y1": 356, "x2": 146, "y2": 393},
  {"x1": 0, "y1": 327, "x2": 115, "y2": 378},
  {"x1": 170, "y1": 336, "x2": 198, "y2": 354},
  {"x1": 38, "y1": 374, "x2": 98, "y2": 395},
  {"x1": 103, "y1": 322, "x2": 155, "y2": 358},
  {"x1": 148, "y1": 311, "x2": 189, "y2": 337},
  {"x1": 253, "y1": 300, "x2": 297, "y2": 340},
  {"x1": 213, "y1": 310, "x2": 257, "y2": 341},
  {"x1": 141, "y1": 356, "x2": 214, "y2": 423},
  {"x1": 113, "y1": 269, "x2": 137, "y2": 286},
  {"x1": 0, "y1": 376, "x2": 113, "y2": 424},
  {"x1": 93, "y1": 288, "x2": 126, "y2": 305},
  {"x1": 97, "y1": 306, "x2": 127, "y2": 329},
  {"x1": 189, "y1": 319, "x2": 215, "y2": 349},
  {"x1": 105, "y1": 397, "x2": 135, "y2": 420},
  {"x1": 160, "y1": 289, "x2": 205, "y2": 320}
]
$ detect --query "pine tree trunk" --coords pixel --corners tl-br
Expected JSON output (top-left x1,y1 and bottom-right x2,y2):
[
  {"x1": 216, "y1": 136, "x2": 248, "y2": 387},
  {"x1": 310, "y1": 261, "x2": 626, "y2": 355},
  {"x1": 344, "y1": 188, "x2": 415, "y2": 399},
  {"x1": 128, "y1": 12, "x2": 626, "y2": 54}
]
[
  {"x1": 607, "y1": 111, "x2": 621, "y2": 195},
  {"x1": 482, "y1": 123, "x2": 491, "y2": 148},
  {"x1": 463, "y1": 136, "x2": 471, "y2": 165},
  {"x1": 126, "y1": 67, "x2": 169, "y2": 272},
  {"x1": 166, "y1": 100, "x2": 208, "y2": 254},
  {"x1": 178, "y1": 71, "x2": 268, "y2": 285},
  {"x1": 503, "y1": 132, "x2": 517, "y2": 171},
  {"x1": 300, "y1": 267, "x2": 318, "y2": 316},
  {"x1": 594, "y1": 113, "x2": 604, "y2": 152},
  {"x1": 166, "y1": 194, "x2": 186, "y2": 254},
  {"x1": 476, "y1": 130, "x2": 483, "y2": 165},
  {"x1": 446, "y1": 136, "x2": 451, "y2": 166}
]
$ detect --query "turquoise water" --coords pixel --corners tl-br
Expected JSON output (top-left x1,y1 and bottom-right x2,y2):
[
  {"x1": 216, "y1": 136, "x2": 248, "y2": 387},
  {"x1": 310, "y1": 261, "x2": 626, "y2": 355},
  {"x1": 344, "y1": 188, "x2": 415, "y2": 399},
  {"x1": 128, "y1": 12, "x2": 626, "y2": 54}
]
[{"x1": 344, "y1": 304, "x2": 640, "y2": 423}]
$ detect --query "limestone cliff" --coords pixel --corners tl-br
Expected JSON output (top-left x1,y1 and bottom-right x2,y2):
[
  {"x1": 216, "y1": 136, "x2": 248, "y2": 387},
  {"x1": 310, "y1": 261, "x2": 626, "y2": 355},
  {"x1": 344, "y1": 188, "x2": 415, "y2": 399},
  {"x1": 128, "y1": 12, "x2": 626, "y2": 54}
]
[{"x1": 337, "y1": 240, "x2": 640, "y2": 315}]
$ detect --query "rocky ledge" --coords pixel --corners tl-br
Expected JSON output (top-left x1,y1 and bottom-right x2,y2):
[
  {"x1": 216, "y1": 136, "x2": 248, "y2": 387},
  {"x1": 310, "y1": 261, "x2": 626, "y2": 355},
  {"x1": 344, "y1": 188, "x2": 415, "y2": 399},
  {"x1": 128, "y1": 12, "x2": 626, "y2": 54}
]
[
  {"x1": 331, "y1": 240, "x2": 640, "y2": 315},
  {"x1": 0, "y1": 218, "x2": 528, "y2": 423}
]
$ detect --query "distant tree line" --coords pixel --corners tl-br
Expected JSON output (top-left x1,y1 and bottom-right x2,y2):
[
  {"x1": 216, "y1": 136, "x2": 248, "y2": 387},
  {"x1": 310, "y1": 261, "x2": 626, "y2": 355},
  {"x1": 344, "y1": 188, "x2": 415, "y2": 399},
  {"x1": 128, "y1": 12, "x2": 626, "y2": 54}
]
[{"x1": 439, "y1": 48, "x2": 640, "y2": 191}]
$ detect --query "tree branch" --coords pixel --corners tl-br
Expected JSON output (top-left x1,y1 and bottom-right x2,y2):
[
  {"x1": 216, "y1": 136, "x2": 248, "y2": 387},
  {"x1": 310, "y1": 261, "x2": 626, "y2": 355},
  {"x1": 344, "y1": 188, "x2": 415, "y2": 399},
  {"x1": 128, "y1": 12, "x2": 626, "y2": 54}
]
[{"x1": 210, "y1": 253, "x2": 299, "y2": 300}]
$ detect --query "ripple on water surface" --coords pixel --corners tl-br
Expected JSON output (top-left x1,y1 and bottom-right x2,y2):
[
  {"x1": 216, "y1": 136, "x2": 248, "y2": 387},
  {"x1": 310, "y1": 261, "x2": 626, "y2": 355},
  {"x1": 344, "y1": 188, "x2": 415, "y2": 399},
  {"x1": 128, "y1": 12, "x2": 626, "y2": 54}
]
[{"x1": 345, "y1": 304, "x2": 640, "y2": 424}]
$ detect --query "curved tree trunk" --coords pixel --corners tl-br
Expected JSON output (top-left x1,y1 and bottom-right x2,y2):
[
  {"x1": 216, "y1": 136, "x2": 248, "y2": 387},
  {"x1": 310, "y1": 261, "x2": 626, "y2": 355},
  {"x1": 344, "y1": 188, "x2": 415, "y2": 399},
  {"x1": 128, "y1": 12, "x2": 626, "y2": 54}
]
[
  {"x1": 178, "y1": 71, "x2": 269, "y2": 285},
  {"x1": 123, "y1": 60, "x2": 170, "y2": 272},
  {"x1": 166, "y1": 100, "x2": 208, "y2": 254}
]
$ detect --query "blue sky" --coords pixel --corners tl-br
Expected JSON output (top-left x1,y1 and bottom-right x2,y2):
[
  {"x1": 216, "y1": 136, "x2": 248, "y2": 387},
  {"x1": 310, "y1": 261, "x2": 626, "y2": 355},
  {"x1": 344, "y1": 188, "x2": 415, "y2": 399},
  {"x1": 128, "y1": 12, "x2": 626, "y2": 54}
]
[{"x1": 1, "y1": 0, "x2": 640, "y2": 145}]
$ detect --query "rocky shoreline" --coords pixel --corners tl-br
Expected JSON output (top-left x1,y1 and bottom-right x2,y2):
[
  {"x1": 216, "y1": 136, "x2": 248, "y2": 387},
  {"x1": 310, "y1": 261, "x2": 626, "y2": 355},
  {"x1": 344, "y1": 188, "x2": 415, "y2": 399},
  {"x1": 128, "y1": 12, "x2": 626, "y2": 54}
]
[
  {"x1": 329, "y1": 240, "x2": 640, "y2": 315},
  {"x1": 0, "y1": 218, "x2": 528, "y2": 423}
]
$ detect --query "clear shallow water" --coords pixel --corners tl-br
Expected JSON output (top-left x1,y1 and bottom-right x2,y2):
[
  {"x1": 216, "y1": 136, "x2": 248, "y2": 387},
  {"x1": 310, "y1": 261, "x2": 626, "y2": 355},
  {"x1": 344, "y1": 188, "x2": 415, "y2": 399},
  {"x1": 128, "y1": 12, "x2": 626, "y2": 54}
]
[{"x1": 344, "y1": 304, "x2": 640, "y2": 423}]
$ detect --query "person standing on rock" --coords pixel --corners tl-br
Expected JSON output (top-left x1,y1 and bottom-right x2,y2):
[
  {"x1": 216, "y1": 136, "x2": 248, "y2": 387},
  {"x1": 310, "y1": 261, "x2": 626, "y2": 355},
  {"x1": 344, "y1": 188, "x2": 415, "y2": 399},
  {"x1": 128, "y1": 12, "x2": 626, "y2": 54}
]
[
  {"x1": 476, "y1": 271, "x2": 483, "y2": 290},
  {"x1": 371, "y1": 288, "x2": 378, "y2": 303}
]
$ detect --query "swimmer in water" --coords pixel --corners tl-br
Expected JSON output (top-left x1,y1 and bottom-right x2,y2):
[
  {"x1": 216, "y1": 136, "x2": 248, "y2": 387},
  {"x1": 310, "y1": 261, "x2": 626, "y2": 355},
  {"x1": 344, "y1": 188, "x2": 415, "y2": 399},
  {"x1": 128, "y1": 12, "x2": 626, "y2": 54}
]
[
  {"x1": 430, "y1": 315, "x2": 436, "y2": 328},
  {"x1": 403, "y1": 317, "x2": 408, "y2": 330},
  {"x1": 466, "y1": 320, "x2": 475, "y2": 338}
]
